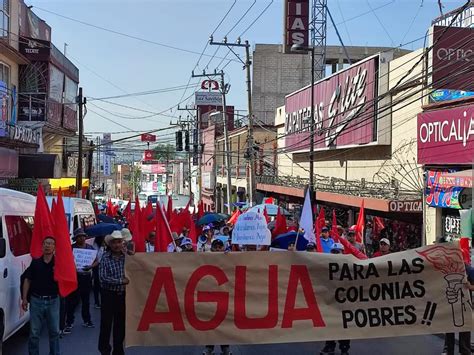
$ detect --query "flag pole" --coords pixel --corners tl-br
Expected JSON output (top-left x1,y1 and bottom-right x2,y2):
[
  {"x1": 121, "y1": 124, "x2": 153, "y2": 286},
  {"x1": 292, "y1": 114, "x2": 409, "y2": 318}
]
[{"x1": 294, "y1": 229, "x2": 301, "y2": 250}]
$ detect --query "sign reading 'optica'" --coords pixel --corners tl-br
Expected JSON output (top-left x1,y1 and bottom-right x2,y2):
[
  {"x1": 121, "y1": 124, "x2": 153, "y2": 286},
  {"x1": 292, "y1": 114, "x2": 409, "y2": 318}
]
[
  {"x1": 284, "y1": 56, "x2": 377, "y2": 151},
  {"x1": 417, "y1": 104, "x2": 474, "y2": 164}
]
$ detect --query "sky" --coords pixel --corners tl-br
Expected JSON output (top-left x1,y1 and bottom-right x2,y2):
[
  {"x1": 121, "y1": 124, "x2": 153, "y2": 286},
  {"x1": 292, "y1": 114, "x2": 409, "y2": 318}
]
[{"x1": 27, "y1": 0, "x2": 467, "y2": 149}]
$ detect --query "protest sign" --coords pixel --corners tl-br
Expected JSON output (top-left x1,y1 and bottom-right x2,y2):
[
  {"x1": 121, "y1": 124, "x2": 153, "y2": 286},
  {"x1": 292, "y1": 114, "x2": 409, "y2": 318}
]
[
  {"x1": 231, "y1": 212, "x2": 271, "y2": 246},
  {"x1": 125, "y1": 244, "x2": 472, "y2": 347},
  {"x1": 73, "y1": 248, "x2": 97, "y2": 271}
]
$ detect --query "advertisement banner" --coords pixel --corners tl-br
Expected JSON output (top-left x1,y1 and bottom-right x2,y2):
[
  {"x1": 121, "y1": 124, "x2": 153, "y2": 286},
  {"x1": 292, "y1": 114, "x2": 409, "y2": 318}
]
[
  {"x1": 431, "y1": 26, "x2": 474, "y2": 91},
  {"x1": 195, "y1": 92, "x2": 222, "y2": 106},
  {"x1": 418, "y1": 105, "x2": 474, "y2": 164},
  {"x1": 125, "y1": 245, "x2": 471, "y2": 347},
  {"x1": 284, "y1": 0, "x2": 310, "y2": 51},
  {"x1": 284, "y1": 56, "x2": 377, "y2": 151},
  {"x1": 425, "y1": 170, "x2": 465, "y2": 209},
  {"x1": 103, "y1": 154, "x2": 112, "y2": 176}
]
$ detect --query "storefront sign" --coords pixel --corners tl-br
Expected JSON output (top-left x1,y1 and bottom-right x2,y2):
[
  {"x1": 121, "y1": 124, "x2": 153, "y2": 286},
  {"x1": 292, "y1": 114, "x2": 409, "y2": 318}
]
[
  {"x1": 284, "y1": 0, "x2": 309, "y2": 50},
  {"x1": 141, "y1": 133, "x2": 156, "y2": 142},
  {"x1": 432, "y1": 4, "x2": 474, "y2": 28},
  {"x1": 19, "y1": 37, "x2": 51, "y2": 61},
  {"x1": 67, "y1": 156, "x2": 86, "y2": 178},
  {"x1": 431, "y1": 26, "x2": 474, "y2": 91},
  {"x1": 125, "y1": 244, "x2": 471, "y2": 347},
  {"x1": 284, "y1": 56, "x2": 377, "y2": 151},
  {"x1": 418, "y1": 105, "x2": 474, "y2": 164},
  {"x1": 195, "y1": 92, "x2": 222, "y2": 106},
  {"x1": 442, "y1": 212, "x2": 461, "y2": 238},
  {"x1": 388, "y1": 200, "x2": 423, "y2": 213},
  {"x1": 201, "y1": 80, "x2": 219, "y2": 91},
  {"x1": 143, "y1": 150, "x2": 153, "y2": 161},
  {"x1": 10, "y1": 124, "x2": 42, "y2": 147}
]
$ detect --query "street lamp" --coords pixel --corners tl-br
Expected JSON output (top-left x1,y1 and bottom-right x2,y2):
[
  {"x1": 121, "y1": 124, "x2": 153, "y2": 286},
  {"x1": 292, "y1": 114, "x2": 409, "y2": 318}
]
[{"x1": 291, "y1": 43, "x2": 315, "y2": 201}]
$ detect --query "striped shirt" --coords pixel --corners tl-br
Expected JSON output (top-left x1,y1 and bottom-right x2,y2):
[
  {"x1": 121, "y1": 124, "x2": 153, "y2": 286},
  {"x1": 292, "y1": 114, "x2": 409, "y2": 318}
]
[{"x1": 99, "y1": 251, "x2": 126, "y2": 292}]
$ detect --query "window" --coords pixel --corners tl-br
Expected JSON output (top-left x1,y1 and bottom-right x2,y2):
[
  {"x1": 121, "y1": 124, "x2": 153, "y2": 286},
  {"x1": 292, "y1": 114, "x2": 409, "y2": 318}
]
[
  {"x1": 5, "y1": 216, "x2": 34, "y2": 257},
  {"x1": 0, "y1": 0, "x2": 9, "y2": 38}
]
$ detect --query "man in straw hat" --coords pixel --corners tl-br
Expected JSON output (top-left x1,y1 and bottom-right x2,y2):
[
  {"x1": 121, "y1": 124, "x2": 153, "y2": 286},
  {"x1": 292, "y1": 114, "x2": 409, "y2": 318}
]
[{"x1": 98, "y1": 231, "x2": 129, "y2": 355}]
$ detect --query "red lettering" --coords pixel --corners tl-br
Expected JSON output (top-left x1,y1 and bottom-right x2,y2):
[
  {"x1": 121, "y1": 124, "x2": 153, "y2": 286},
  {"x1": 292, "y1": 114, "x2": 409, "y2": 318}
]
[
  {"x1": 234, "y1": 265, "x2": 278, "y2": 329},
  {"x1": 184, "y1": 265, "x2": 229, "y2": 331},
  {"x1": 281, "y1": 265, "x2": 326, "y2": 328},
  {"x1": 137, "y1": 267, "x2": 185, "y2": 331}
]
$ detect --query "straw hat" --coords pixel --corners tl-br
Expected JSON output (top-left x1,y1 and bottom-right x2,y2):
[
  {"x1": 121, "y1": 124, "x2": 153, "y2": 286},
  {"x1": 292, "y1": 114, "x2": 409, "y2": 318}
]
[
  {"x1": 105, "y1": 230, "x2": 125, "y2": 246},
  {"x1": 121, "y1": 228, "x2": 132, "y2": 241}
]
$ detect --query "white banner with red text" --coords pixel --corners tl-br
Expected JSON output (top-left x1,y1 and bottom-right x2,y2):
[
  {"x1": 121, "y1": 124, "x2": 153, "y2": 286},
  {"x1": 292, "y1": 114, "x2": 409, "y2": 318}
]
[{"x1": 125, "y1": 245, "x2": 472, "y2": 347}]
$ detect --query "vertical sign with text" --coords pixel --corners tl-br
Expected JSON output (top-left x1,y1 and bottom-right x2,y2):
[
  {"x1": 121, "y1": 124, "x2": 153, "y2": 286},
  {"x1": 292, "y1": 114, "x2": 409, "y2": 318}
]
[
  {"x1": 284, "y1": 0, "x2": 309, "y2": 52},
  {"x1": 103, "y1": 133, "x2": 113, "y2": 176}
]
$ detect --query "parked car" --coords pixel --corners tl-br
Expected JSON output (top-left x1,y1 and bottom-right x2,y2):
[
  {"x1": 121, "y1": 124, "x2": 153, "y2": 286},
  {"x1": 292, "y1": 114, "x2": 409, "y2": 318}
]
[{"x1": 0, "y1": 188, "x2": 35, "y2": 347}]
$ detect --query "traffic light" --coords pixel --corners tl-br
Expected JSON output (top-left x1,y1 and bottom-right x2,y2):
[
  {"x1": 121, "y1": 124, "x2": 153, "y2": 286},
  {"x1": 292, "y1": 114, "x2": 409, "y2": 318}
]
[
  {"x1": 176, "y1": 131, "x2": 183, "y2": 151},
  {"x1": 184, "y1": 131, "x2": 190, "y2": 151}
]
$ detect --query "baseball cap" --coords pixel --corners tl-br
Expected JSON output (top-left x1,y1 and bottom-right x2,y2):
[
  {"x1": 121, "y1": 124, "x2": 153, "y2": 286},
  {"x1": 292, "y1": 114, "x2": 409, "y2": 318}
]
[
  {"x1": 331, "y1": 243, "x2": 344, "y2": 252},
  {"x1": 321, "y1": 227, "x2": 329, "y2": 232},
  {"x1": 203, "y1": 225, "x2": 212, "y2": 232},
  {"x1": 180, "y1": 237, "x2": 193, "y2": 247},
  {"x1": 73, "y1": 228, "x2": 87, "y2": 240},
  {"x1": 211, "y1": 239, "x2": 224, "y2": 249},
  {"x1": 379, "y1": 238, "x2": 390, "y2": 246}
]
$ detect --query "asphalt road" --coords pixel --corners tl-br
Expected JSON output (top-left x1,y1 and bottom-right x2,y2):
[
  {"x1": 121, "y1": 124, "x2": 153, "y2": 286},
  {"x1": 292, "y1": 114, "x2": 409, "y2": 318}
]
[{"x1": 4, "y1": 306, "x2": 454, "y2": 355}]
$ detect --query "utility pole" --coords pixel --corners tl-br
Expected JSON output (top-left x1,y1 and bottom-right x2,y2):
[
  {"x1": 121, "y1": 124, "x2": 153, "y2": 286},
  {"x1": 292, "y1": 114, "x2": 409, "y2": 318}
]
[
  {"x1": 76, "y1": 87, "x2": 86, "y2": 198},
  {"x1": 86, "y1": 140, "x2": 94, "y2": 200},
  {"x1": 191, "y1": 70, "x2": 232, "y2": 215},
  {"x1": 209, "y1": 37, "x2": 255, "y2": 206},
  {"x1": 177, "y1": 106, "x2": 197, "y2": 201}
]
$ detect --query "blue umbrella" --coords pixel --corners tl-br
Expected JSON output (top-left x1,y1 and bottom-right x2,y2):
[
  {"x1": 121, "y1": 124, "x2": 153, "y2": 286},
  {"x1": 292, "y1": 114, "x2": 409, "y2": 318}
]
[
  {"x1": 248, "y1": 204, "x2": 290, "y2": 216},
  {"x1": 85, "y1": 223, "x2": 122, "y2": 237},
  {"x1": 97, "y1": 214, "x2": 115, "y2": 224},
  {"x1": 271, "y1": 231, "x2": 308, "y2": 251},
  {"x1": 197, "y1": 213, "x2": 229, "y2": 226}
]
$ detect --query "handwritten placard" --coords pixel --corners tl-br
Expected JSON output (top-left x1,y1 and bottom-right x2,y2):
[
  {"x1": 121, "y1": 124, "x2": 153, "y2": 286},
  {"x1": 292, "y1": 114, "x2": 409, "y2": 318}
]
[
  {"x1": 231, "y1": 212, "x2": 271, "y2": 246},
  {"x1": 73, "y1": 248, "x2": 97, "y2": 271}
]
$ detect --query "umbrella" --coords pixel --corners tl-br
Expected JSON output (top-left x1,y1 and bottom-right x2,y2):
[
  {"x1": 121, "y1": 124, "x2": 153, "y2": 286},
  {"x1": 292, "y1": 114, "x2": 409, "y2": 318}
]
[
  {"x1": 271, "y1": 231, "x2": 308, "y2": 251},
  {"x1": 248, "y1": 204, "x2": 290, "y2": 216},
  {"x1": 197, "y1": 213, "x2": 229, "y2": 226},
  {"x1": 85, "y1": 223, "x2": 123, "y2": 237},
  {"x1": 97, "y1": 214, "x2": 115, "y2": 224}
]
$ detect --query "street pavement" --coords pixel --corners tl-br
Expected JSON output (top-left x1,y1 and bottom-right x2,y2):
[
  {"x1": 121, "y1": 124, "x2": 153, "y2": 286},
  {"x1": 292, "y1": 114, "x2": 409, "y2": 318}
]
[{"x1": 4, "y1": 306, "x2": 453, "y2": 354}]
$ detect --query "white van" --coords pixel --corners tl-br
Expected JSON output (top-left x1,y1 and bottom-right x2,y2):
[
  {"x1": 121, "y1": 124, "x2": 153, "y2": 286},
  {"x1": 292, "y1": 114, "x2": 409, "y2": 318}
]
[
  {"x1": 46, "y1": 197, "x2": 96, "y2": 238},
  {"x1": 0, "y1": 188, "x2": 35, "y2": 346}
]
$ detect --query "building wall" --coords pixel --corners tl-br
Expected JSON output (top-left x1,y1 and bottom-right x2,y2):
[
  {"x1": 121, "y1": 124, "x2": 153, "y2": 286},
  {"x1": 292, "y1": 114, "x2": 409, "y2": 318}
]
[
  {"x1": 253, "y1": 44, "x2": 411, "y2": 125},
  {"x1": 276, "y1": 49, "x2": 425, "y2": 195}
]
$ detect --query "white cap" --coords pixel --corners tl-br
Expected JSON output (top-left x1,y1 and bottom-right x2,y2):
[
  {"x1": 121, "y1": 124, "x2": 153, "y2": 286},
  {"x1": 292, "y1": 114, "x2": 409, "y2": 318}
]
[{"x1": 380, "y1": 238, "x2": 391, "y2": 246}]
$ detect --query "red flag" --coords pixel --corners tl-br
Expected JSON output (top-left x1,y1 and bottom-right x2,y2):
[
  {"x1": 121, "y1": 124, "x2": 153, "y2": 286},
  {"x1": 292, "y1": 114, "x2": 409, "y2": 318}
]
[
  {"x1": 31, "y1": 184, "x2": 54, "y2": 258},
  {"x1": 112, "y1": 204, "x2": 120, "y2": 217},
  {"x1": 166, "y1": 196, "x2": 173, "y2": 222},
  {"x1": 264, "y1": 197, "x2": 273, "y2": 204},
  {"x1": 169, "y1": 208, "x2": 191, "y2": 234},
  {"x1": 228, "y1": 209, "x2": 241, "y2": 225},
  {"x1": 53, "y1": 193, "x2": 78, "y2": 297},
  {"x1": 131, "y1": 197, "x2": 146, "y2": 252},
  {"x1": 93, "y1": 202, "x2": 100, "y2": 216},
  {"x1": 272, "y1": 207, "x2": 287, "y2": 239},
  {"x1": 338, "y1": 237, "x2": 368, "y2": 260},
  {"x1": 355, "y1": 200, "x2": 365, "y2": 243},
  {"x1": 198, "y1": 200, "x2": 205, "y2": 219},
  {"x1": 314, "y1": 207, "x2": 326, "y2": 253},
  {"x1": 460, "y1": 237, "x2": 471, "y2": 265},
  {"x1": 187, "y1": 213, "x2": 198, "y2": 247},
  {"x1": 331, "y1": 210, "x2": 340, "y2": 241},
  {"x1": 263, "y1": 207, "x2": 270, "y2": 224},
  {"x1": 373, "y1": 216, "x2": 385, "y2": 238},
  {"x1": 142, "y1": 202, "x2": 155, "y2": 240},
  {"x1": 106, "y1": 199, "x2": 113, "y2": 217},
  {"x1": 155, "y1": 203, "x2": 174, "y2": 252},
  {"x1": 122, "y1": 199, "x2": 132, "y2": 221}
]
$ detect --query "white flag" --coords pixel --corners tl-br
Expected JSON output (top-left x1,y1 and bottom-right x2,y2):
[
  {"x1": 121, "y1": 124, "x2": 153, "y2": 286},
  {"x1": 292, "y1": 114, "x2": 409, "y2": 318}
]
[{"x1": 299, "y1": 189, "x2": 315, "y2": 243}]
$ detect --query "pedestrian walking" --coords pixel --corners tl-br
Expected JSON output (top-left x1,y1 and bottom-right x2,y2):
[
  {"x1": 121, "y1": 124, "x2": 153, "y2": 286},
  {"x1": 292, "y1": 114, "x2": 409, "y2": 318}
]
[
  {"x1": 372, "y1": 238, "x2": 391, "y2": 257},
  {"x1": 203, "y1": 239, "x2": 231, "y2": 355},
  {"x1": 98, "y1": 230, "x2": 129, "y2": 355},
  {"x1": 64, "y1": 228, "x2": 97, "y2": 333},
  {"x1": 320, "y1": 227, "x2": 335, "y2": 253},
  {"x1": 22, "y1": 237, "x2": 61, "y2": 355},
  {"x1": 320, "y1": 243, "x2": 350, "y2": 355}
]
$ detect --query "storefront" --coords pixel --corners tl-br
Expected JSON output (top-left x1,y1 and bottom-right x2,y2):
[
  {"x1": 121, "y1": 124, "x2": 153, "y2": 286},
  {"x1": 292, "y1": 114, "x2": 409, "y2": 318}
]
[{"x1": 417, "y1": 100, "x2": 473, "y2": 245}]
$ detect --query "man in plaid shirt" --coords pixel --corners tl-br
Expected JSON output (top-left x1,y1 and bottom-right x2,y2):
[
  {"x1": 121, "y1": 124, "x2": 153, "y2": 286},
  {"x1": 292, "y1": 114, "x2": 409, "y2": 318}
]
[{"x1": 98, "y1": 231, "x2": 129, "y2": 355}]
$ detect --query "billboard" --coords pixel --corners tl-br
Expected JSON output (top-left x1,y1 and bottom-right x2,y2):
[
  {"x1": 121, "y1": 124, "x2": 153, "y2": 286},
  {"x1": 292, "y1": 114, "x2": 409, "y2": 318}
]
[
  {"x1": 431, "y1": 26, "x2": 474, "y2": 91},
  {"x1": 195, "y1": 92, "x2": 222, "y2": 106},
  {"x1": 141, "y1": 133, "x2": 156, "y2": 142},
  {"x1": 417, "y1": 104, "x2": 474, "y2": 164},
  {"x1": 284, "y1": 0, "x2": 310, "y2": 51},
  {"x1": 284, "y1": 56, "x2": 378, "y2": 151}
]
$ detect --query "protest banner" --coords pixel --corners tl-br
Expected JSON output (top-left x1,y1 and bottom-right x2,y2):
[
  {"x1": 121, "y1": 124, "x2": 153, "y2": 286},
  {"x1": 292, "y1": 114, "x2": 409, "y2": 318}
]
[
  {"x1": 231, "y1": 211, "x2": 271, "y2": 246},
  {"x1": 73, "y1": 248, "x2": 97, "y2": 271},
  {"x1": 125, "y1": 244, "x2": 472, "y2": 347}
]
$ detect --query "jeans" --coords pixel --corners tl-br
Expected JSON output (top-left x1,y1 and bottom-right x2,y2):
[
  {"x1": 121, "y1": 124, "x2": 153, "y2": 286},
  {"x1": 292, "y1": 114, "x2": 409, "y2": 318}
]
[
  {"x1": 98, "y1": 289, "x2": 125, "y2": 355},
  {"x1": 28, "y1": 295, "x2": 60, "y2": 355},
  {"x1": 444, "y1": 332, "x2": 472, "y2": 355},
  {"x1": 66, "y1": 273, "x2": 92, "y2": 325}
]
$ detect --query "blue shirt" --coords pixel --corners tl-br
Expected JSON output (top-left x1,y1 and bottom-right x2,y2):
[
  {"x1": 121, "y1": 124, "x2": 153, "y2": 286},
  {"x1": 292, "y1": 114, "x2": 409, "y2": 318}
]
[{"x1": 321, "y1": 237, "x2": 335, "y2": 254}]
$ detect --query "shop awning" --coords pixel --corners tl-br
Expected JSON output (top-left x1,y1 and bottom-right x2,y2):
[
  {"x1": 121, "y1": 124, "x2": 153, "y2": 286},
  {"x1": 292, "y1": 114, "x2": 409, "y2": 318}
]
[{"x1": 438, "y1": 170, "x2": 473, "y2": 188}]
